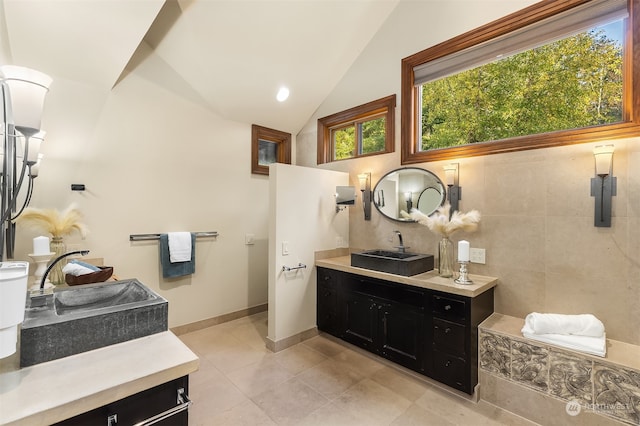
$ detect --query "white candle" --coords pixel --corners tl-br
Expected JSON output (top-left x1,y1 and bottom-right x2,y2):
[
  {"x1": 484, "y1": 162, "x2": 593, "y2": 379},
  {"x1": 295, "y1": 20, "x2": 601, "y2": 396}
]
[
  {"x1": 33, "y1": 236, "x2": 50, "y2": 255},
  {"x1": 458, "y1": 240, "x2": 470, "y2": 262}
]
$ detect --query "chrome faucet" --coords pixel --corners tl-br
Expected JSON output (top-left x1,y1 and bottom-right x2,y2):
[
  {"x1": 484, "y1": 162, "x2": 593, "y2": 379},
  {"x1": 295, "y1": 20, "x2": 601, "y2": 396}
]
[
  {"x1": 393, "y1": 230, "x2": 407, "y2": 253},
  {"x1": 40, "y1": 250, "x2": 90, "y2": 290}
]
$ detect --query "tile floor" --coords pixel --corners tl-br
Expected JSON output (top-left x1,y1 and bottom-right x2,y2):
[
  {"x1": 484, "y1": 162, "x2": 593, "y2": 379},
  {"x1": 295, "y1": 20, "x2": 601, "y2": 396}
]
[{"x1": 178, "y1": 311, "x2": 537, "y2": 426}]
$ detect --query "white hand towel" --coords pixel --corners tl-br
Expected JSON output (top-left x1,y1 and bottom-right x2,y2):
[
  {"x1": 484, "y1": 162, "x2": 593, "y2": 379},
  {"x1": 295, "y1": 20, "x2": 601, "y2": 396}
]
[
  {"x1": 522, "y1": 323, "x2": 607, "y2": 357},
  {"x1": 524, "y1": 312, "x2": 605, "y2": 337},
  {"x1": 168, "y1": 232, "x2": 192, "y2": 263}
]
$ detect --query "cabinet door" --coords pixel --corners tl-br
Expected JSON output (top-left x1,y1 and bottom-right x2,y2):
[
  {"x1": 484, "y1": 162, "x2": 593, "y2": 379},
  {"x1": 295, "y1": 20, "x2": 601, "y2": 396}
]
[
  {"x1": 379, "y1": 302, "x2": 424, "y2": 372},
  {"x1": 343, "y1": 291, "x2": 377, "y2": 351},
  {"x1": 317, "y1": 268, "x2": 340, "y2": 336}
]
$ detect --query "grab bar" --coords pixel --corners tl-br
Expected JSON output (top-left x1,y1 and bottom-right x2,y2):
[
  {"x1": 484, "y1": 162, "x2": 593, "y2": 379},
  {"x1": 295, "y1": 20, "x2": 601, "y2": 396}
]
[
  {"x1": 282, "y1": 263, "x2": 307, "y2": 272},
  {"x1": 132, "y1": 387, "x2": 191, "y2": 426},
  {"x1": 129, "y1": 231, "x2": 218, "y2": 241}
]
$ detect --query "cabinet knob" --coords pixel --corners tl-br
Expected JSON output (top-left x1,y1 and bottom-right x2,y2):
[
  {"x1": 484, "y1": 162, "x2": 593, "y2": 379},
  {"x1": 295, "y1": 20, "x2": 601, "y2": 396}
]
[
  {"x1": 445, "y1": 304, "x2": 451, "y2": 311},
  {"x1": 445, "y1": 360, "x2": 451, "y2": 367},
  {"x1": 445, "y1": 327, "x2": 451, "y2": 334},
  {"x1": 324, "y1": 276, "x2": 330, "y2": 281}
]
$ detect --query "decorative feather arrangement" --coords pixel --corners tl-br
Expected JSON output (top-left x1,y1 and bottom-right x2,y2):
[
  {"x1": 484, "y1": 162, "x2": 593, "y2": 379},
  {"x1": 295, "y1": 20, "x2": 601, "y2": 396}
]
[
  {"x1": 408, "y1": 203, "x2": 480, "y2": 238},
  {"x1": 16, "y1": 204, "x2": 88, "y2": 238}
]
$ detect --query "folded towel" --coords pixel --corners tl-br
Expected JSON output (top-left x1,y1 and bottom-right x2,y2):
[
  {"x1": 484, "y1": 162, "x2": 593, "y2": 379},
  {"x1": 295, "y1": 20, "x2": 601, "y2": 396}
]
[
  {"x1": 524, "y1": 312, "x2": 605, "y2": 337},
  {"x1": 160, "y1": 233, "x2": 195, "y2": 278},
  {"x1": 62, "y1": 262, "x2": 95, "y2": 276},
  {"x1": 69, "y1": 259, "x2": 100, "y2": 272},
  {"x1": 168, "y1": 232, "x2": 192, "y2": 263},
  {"x1": 522, "y1": 323, "x2": 607, "y2": 357}
]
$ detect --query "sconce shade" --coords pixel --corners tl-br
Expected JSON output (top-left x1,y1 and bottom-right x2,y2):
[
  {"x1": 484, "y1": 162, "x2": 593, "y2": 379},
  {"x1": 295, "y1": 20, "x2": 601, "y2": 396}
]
[
  {"x1": 357, "y1": 173, "x2": 368, "y2": 192},
  {"x1": 443, "y1": 164, "x2": 457, "y2": 186},
  {"x1": 593, "y1": 145, "x2": 614, "y2": 176},
  {"x1": 18, "y1": 131, "x2": 45, "y2": 164},
  {"x1": 0, "y1": 66, "x2": 52, "y2": 135}
]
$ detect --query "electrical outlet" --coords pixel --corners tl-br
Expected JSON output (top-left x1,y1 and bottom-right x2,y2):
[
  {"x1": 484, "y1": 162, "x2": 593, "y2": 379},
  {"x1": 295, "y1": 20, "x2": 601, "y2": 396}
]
[
  {"x1": 245, "y1": 234, "x2": 255, "y2": 245},
  {"x1": 470, "y1": 248, "x2": 486, "y2": 264},
  {"x1": 336, "y1": 236, "x2": 345, "y2": 247}
]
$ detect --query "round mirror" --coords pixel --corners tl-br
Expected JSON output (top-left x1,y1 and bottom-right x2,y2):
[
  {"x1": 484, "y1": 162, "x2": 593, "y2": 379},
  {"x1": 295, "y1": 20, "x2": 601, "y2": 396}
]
[{"x1": 373, "y1": 167, "x2": 446, "y2": 222}]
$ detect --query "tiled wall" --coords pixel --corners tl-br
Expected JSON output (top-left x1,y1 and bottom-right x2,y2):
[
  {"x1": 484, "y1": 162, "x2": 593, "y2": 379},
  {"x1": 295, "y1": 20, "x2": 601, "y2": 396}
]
[{"x1": 479, "y1": 329, "x2": 640, "y2": 425}]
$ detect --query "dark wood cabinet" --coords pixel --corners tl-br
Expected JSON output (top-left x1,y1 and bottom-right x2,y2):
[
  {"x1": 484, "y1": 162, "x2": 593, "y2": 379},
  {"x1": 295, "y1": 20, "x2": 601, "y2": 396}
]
[
  {"x1": 316, "y1": 267, "x2": 493, "y2": 394},
  {"x1": 53, "y1": 376, "x2": 190, "y2": 426}
]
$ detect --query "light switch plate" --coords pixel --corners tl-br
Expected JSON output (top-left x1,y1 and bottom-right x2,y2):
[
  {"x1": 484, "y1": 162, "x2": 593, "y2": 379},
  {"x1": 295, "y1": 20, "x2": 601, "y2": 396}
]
[
  {"x1": 245, "y1": 234, "x2": 255, "y2": 245},
  {"x1": 470, "y1": 248, "x2": 486, "y2": 264},
  {"x1": 282, "y1": 241, "x2": 290, "y2": 256}
]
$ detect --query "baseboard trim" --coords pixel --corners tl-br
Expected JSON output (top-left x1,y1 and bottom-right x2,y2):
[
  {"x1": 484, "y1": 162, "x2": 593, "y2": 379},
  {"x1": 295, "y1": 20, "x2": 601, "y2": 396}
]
[
  {"x1": 170, "y1": 303, "x2": 268, "y2": 336},
  {"x1": 266, "y1": 327, "x2": 319, "y2": 353}
]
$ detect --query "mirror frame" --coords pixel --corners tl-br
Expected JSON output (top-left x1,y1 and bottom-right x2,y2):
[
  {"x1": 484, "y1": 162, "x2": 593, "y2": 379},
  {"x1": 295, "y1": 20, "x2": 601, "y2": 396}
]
[{"x1": 373, "y1": 167, "x2": 446, "y2": 222}]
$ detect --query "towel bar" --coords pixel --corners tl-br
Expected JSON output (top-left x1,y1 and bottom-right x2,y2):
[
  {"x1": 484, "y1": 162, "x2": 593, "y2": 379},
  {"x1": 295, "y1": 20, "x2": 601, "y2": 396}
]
[
  {"x1": 129, "y1": 232, "x2": 219, "y2": 241},
  {"x1": 282, "y1": 263, "x2": 307, "y2": 272}
]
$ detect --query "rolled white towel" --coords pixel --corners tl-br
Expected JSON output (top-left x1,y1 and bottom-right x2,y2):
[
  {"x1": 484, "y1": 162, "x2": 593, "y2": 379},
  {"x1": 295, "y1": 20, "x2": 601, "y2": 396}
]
[
  {"x1": 524, "y1": 312, "x2": 605, "y2": 337},
  {"x1": 62, "y1": 262, "x2": 95, "y2": 276},
  {"x1": 522, "y1": 322, "x2": 606, "y2": 357}
]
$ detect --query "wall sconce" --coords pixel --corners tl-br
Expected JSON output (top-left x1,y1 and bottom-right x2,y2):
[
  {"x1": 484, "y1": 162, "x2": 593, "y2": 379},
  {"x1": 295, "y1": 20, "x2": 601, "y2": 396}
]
[
  {"x1": 1, "y1": 65, "x2": 52, "y2": 260},
  {"x1": 443, "y1": 163, "x2": 461, "y2": 214},
  {"x1": 590, "y1": 144, "x2": 616, "y2": 227},
  {"x1": 404, "y1": 191, "x2": 413, "y2": 211},
  {"x1": 357, "y1": 172, "x2": 372, "y2": 221}
]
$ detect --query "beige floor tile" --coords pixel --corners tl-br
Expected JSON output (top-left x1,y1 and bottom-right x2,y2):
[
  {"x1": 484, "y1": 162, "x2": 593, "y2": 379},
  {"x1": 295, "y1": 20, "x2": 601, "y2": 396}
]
[
  {"x1": 389, "y1": 403, "x2": 457, "y2": 426},
  {"x1": 228, "y1": 319, "x2": 269, "y2": 350},
  {"x1": 333, "y1": 378, "x2": 412, "y2": 425},
  {"x1": 251, "y1": 377, "x2": 330, "y2": 425},
  {"x1": 298, "y1": 401, "x2": 365, "y2": 426},
  {"x1": 203, "y1": 334, "x2": 273, "y2": 374},
  {"x1": 371, "y1": 366, "x2": 430, "y2": 403},
  {"x1": 415, "y1": 386, "x2": 501, "y2": 426},
  {"x1": 297, "y1": 357, "x2": 365, "y2": 400},
  {"x1": 273, "y1": 342, "x2": 328, "y2": 375},
  {"x1": 330, "y1": 347, "x2": 386, "y2": 377},
  {"x1": 226, "y1": 356, "x2": 295, "y2": 398},
  {"x1": 199, "y1": 399, "x2": 277, "y2": 426},
  {"x1": 302, "y1": 335, "x2": 347, "y2": 357}
]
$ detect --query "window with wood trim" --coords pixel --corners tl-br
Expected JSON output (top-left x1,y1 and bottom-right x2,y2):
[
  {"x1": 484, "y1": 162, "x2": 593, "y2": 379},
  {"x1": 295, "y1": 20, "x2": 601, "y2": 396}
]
[
  {"x1": 251, "y1": 124, "x2": 291, "y2": 175},
  {"x1": 400, "y1": 0, "x2": 640, "y2": 164},
  {"x1": 318, "y1": 95, "x2": 396, "y2": 164}
]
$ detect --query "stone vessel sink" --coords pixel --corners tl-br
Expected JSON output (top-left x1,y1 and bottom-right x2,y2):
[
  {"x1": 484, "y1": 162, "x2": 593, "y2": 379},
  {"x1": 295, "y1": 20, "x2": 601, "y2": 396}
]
[
  {"x1": 21, "y1": 279, "x2": 167, "y2": 367},
  {"x1": 351, "y1": 249, "x2": 434, "y2": 276}
]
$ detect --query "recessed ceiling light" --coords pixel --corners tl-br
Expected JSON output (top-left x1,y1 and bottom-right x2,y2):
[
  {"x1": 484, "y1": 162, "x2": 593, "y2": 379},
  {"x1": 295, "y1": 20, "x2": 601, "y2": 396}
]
[{"x1": 276, "y1": 87, "x2": 290, "y2": 102}]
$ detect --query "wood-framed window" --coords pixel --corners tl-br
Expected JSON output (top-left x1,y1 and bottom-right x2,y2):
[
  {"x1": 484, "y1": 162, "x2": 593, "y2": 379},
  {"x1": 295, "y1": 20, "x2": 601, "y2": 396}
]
[
  {"x1": 400, "y1": 0, "x2": 640, "y2": 164},
  {"x1": 251, "y1": 124, "x2": 291, "y2": 175},
  {"x1": 317, "y1": 94, "x2": 396, "y2": 164}
]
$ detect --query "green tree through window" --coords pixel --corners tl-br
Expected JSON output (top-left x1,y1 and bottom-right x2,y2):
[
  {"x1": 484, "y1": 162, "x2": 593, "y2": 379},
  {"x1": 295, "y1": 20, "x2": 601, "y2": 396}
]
[{"x1": 419, "y1": 25, "x2": 623, "y2": 150}]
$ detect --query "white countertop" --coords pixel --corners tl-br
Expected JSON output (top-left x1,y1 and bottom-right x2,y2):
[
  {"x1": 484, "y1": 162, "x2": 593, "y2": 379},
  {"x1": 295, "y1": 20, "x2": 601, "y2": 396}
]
[
  {"x1": 0, "y1": 331, "x2": 199, "y2": 426},
  {"x1": 316, "y1": 255, "x2": 497, "y2": 297}
]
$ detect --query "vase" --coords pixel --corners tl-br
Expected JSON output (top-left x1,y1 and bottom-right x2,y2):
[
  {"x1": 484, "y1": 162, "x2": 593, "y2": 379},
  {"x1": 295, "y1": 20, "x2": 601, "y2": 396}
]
[
  {"x1": 438, "y1": 236, "x2": 455, "y2": 278},
  {"x1": 49, "y1": 236, "x2": 66, "y2": 286}
]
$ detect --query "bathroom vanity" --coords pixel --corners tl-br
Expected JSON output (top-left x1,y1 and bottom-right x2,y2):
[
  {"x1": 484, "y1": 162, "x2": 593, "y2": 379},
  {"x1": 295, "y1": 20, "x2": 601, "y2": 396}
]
[
  {"x1": 316, "y1": 255, "x2": 496, "y2": 394},
  {"x1": 0, "y1": 331, "x2": 198, "y2": 425}
]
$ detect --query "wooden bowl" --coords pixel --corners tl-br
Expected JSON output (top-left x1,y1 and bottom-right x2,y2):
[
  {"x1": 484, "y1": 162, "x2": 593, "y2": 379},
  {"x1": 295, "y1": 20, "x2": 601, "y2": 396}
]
[{"x1": 65, "y1": 266, "x2": 114, "y2": 286}]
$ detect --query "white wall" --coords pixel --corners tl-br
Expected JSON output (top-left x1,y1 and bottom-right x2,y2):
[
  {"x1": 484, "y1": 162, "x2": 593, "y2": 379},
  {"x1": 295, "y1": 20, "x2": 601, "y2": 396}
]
[
  {"x1": 268, "y1": 163, "x2": 348, "y2": 343},
  {"x1": 13, "y1": 63, "x2": 271, "y2": 328}
]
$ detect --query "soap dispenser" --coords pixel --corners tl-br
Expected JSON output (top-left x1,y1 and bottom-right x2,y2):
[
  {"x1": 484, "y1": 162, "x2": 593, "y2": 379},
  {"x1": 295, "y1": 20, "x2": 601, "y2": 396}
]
[{"x1": 0, "y1": 261, "x2": 29, "y2": 358}]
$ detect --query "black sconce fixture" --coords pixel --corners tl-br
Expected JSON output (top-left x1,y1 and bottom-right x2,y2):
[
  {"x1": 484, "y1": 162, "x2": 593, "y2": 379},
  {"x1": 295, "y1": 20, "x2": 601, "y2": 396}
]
[
  {"x1": 444, "y1": 163, "x2": 461, "y2": 214},
  {"x1": 358, "y1": 172, "x2": 372, "y2": 221},
  {"x1": 404, "y1": 191, "x2": 413, "y2": 212},
  {"x1": 591, "y1": 145, "x2": 616, "y2": 227}
]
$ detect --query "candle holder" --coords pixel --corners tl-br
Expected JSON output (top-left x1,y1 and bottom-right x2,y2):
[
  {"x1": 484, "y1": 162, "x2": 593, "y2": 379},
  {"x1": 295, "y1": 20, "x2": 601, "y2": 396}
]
[
  {"x1": 28, "y1": 252, "x2": 55, "y2": 291},
  {"x1": 454, "y1": 261, "x2": 474, "y2": 285}
]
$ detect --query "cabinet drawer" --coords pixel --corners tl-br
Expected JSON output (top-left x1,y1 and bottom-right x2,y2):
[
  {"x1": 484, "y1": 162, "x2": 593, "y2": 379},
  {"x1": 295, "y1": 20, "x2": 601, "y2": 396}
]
[
  {"x1": 318, "y1": 268, "x2": 339, "y2": 288},
  {"x1": 432, "y1": 318, "x2": 466, "y2": 356},
  {"x1": 431, "y1": 350, "x2": 468, "y2": 393},
  {"x1": 432, "y1": 294, "x2": 466, "y2": 322}
]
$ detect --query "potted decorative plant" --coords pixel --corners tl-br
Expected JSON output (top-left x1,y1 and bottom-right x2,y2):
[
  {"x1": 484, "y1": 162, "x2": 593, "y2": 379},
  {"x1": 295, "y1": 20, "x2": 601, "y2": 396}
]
[
  {"x1": 16, "y1": 204, "x2": 88, "y2": 285},
  {"x1": 408, "y1": 203, "x2": 480, "y2": 278}
]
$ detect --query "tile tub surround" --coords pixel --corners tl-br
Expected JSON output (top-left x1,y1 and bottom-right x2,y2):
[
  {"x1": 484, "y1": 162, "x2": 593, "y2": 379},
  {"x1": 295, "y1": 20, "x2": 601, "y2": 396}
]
[{"x1": 479, "y1": 314, "x2": 640, "y2": 425}]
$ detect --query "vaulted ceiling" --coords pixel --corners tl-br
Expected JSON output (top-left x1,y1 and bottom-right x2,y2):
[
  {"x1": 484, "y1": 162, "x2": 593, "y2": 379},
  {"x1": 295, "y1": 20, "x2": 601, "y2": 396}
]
[{"x1": 1, "y1": 0, "x2": 399, "y2": 134}]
